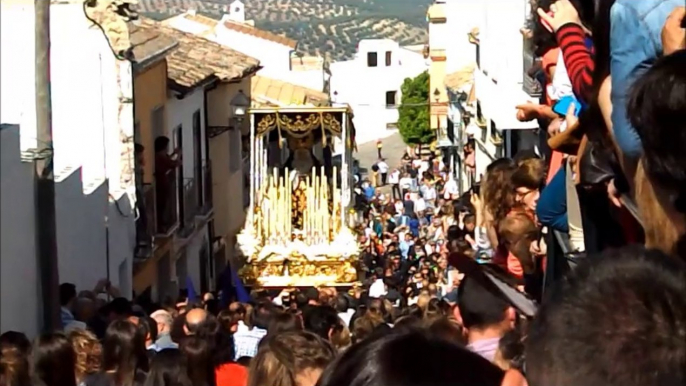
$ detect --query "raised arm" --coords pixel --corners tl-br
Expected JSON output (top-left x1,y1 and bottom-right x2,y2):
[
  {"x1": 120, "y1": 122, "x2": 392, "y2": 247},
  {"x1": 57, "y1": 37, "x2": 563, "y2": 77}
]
[{"x1": 609, "y1": 2, "x2": 657, "y2": 160}]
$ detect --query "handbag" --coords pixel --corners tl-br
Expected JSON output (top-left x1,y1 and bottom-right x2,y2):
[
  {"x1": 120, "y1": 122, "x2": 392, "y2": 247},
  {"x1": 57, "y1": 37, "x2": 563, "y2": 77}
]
[{"x1": 575, "y1": 134, "x2": 617, "y2": 187}]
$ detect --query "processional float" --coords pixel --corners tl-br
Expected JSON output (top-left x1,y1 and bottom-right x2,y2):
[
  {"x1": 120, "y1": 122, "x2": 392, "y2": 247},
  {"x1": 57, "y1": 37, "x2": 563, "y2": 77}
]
[{"x1": 237, "y1": 107, "x2": 360, "y2": 287}]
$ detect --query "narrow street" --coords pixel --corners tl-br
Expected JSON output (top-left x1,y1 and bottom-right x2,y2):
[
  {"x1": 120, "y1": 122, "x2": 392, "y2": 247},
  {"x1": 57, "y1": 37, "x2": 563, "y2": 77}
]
[{"x1": 355, "y1": 132, "x2": 406, "y2": 178}]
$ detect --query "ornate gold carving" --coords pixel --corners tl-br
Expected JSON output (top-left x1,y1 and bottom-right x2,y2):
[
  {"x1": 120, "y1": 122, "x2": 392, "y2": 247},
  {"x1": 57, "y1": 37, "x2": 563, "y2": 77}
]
[
  {"x1": 238, "y1": 258, "x2": 359, "y2": 287},
  {"x1": 279, "y1": 114, "x2": 321, "y2": 134},
  {"x1": 255, "y1": 112, "x2": 343, "y2": 137},
  {"x1": 256, "y1": 113, "x2": 277, "y2": 135},
  {"x1": 321, "y1": 113, "x2": 342, "y2": 134}
]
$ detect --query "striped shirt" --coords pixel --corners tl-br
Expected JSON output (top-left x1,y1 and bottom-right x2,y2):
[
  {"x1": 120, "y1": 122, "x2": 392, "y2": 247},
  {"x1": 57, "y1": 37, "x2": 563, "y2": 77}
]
[{"x1": 555, "y1": 23, "x2": 594, "y2": 104}]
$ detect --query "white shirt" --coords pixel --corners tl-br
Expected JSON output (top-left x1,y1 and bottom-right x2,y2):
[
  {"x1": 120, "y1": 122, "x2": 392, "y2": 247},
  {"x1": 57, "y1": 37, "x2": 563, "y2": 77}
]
[
  {"x1": 377, "y1": 161, "x2": 389, "y2": 173},
  {"x1": 399, "y1": 177, "x2": 413, "y2": 190},
  {"x1": 443, "y1": 179, "x2": 458, "y2": 199},
  {"x1": 414, "y1": 198, "x2": 426, "y2": 213},
  {"x1": 423, "y1": 185, "x2": 437, "y2": 201},
  {"x1": 388, "y1": 170, "x2": 400, "y2": 184},
  {"x1": 419, "y1": 161, "x2": 430, "y2": 175},
  {"x1": 369, "y1": 279, "x2": 387, "y2": 298},
  {"x1": 548, "y1": 50, "x2": 574, "y2": 101},
  {"x1": 338, "y1": 309, "x2": 355, "y2": 327},
  {"x1": 412, "y1": 159, "x2": 422, "y2": 168}
]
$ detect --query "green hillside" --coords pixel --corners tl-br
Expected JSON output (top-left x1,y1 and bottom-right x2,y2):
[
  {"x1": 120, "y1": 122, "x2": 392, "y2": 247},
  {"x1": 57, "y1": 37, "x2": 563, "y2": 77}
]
[{"x1": 138, "y1": 0, "x2": 431, "y2": 60}]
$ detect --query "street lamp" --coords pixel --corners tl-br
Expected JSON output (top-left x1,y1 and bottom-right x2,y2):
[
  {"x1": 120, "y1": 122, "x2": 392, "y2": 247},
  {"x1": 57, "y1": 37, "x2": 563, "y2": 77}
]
[
  {"x1": 230, "y1": 90, "x2": 250, "y2": 127},
  {"x1": 433, "y1": 88, "x2": 447, "y2": 143}
]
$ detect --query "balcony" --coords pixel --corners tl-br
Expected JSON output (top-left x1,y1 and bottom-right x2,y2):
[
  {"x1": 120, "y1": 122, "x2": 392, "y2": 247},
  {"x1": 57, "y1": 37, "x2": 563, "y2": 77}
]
[
  {"x1": 155, "y1": 168, "x2": 180, "y2": 237},
  {"x1": 178, "y1": 177, "x2": 199, "y2": 239},
  {"x1": 197, "y1": 161, "x2": 213, "y2": 218},
  {"x1": 135, "y1": 183, "x2": 156, "y2": 260}
]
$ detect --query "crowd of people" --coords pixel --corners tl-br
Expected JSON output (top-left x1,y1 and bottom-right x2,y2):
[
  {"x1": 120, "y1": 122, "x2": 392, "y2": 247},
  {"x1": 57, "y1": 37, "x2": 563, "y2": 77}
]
[{"x1": 2, "y1": 1, "x2": 686, "y2": 385}]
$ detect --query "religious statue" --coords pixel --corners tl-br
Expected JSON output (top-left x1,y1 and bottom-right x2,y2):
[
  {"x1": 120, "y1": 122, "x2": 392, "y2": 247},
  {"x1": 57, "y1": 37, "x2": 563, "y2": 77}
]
[
  {"x1": 285, "y1": 132, "x2": 321, "y2": 176},
  {"x1": 292, "y1": 178, "x2": 307, "y2": 230}
]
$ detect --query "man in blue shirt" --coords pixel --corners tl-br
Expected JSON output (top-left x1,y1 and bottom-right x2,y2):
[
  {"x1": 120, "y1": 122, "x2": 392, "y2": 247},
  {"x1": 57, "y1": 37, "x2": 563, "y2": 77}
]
[
  {"x1": 610, "y1": 0, "x2": 682, "y2": 160},
  {"x1": 362, "y1": 180, "x2": 375, "y2": 200}
]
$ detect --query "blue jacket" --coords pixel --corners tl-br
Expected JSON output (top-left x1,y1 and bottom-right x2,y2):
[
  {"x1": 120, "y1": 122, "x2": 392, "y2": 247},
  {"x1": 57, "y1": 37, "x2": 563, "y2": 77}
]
[
  {"x1": 536, "y1": 167, "x2": 568, "y2": 233},
  {"x1": 610, "y1": 0, "x2": 682, "y2": 159}
]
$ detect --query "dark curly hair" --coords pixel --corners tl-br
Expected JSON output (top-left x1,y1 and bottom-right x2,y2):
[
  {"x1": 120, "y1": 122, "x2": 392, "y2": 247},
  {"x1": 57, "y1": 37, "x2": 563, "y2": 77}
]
[{"x1": 482, "y1": 158, "x2": 517, "y2": 226}]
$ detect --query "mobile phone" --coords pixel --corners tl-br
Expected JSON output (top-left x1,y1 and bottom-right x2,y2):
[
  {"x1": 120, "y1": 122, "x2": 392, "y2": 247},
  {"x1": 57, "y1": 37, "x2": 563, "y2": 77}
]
[
  {"x1": 553, "y1": 95, "x2": 582, "y2": 117},
  {"x1": 472, "y1": 183, "x2": 481, "y2": 196}
]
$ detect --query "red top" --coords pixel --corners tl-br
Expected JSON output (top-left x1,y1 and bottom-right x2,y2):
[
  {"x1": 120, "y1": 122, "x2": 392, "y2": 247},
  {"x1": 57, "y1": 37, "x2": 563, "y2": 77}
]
[
  {"x1": 216, "y1": 363, "x2": 248, "y2": 386},
  {"x1": 541, "y1": 47, "x2": 560, "y2": 106},
  {"x1": 555, "y1": 23, "x2": 594, "y2": 104}
]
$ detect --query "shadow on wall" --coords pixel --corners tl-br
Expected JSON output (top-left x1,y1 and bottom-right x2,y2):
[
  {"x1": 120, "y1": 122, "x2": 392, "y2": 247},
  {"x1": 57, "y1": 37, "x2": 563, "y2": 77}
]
[{"x1": 55, "y1": 167, "x2": 136, "y2": 298}]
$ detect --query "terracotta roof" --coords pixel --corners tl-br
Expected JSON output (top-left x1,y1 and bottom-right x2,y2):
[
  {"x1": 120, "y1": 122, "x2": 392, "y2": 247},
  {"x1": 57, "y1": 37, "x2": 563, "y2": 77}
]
[
  {"x1": 185, "y1": 13, "x2": 219, "y2": 28},
  {"x1": 224, "y1": 20, "x2": 297, "y2": 49},
  {"x1": 445, "y1": 65, "x2": 476, "y2": 92},
  {"x1": 136, "y1": 18, "x2": 260, "y2": 89},
  {"x1": 128, "y1": 20, "x2": 178, "y2": 64},
  {"x1": 290, "y1": 55, "x2": 325, "y2": 71},
  {"x1": 251, "y1": 76, "x2": 329, "y2": 107}
]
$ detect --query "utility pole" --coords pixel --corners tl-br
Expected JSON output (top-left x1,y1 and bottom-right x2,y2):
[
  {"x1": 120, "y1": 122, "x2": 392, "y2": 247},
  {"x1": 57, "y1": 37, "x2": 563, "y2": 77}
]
[{"x1": 34, "y1": 0, "x2": 61, "y2": 332}]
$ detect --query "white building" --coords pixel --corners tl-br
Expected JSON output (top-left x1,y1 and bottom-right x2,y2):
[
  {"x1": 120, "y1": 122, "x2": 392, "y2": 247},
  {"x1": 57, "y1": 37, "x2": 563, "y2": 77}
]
[
  {"x1": 164, "y1": 87, "x2": 211, "y2": 295},
  {"x1": 329, "y1": 39, "x2": 430, "y2": 145},
  {"x1": 433, "y1": 0, "x2": 538, "y2": 184},
  {"x1": 163, "y1": 2, "x2": 327, "y2": 92},
  {"x1": 1, "y1": 0, "x2": 137, "y2": 335}
]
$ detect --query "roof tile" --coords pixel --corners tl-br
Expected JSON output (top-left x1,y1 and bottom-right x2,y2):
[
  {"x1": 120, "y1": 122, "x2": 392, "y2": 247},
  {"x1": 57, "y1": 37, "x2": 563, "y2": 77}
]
[
  {"x1": 136, "y1": 17, "x2": 260, "y2": 89},
  {"x1": 445, "y1": 64, "x2": 476, "y2": 92},
  {"x1": 223, "y1": 20, "x2": 297, "y2": 49},
  {"x1": 251, "y1": 76, "x2": 329, "y2": 107}
]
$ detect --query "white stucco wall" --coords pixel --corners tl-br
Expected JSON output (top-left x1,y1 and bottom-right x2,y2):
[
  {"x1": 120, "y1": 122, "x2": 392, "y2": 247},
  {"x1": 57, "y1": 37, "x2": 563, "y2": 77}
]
[
  {"x1": 0, "y1": 125, "x2": 41, "y2": 337},
  {"x1": 444, "y1": 0, "x2": 484, "y2": 73},
  {"x1": 206, "y1": 80, "x2": 248, "y2": 254},
  {"x1": 216, "y1": 26, "x2": 292, "y2": 78},
  {"x1": 166, "y1": 88, "x2": 207, "y2": 179},
  {"x1": 330, "y1": 39, "x2": 429, "y2": 145},
  {"x1": 0, "y1": 2, "x2": 136, "y2": 312}
]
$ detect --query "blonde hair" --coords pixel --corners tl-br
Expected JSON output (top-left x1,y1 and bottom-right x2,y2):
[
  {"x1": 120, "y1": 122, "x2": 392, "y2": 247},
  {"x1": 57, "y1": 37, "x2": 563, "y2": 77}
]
[
  {"x1": 69, "y1": 329, "x2": 102, "y2": 383},
  {"x1": 0, "y1": 345, "x2": 30, "y2": 386},
  {"x1": 248, "y1": 331, "x2": 335, "y2": 386},
  {"x1": 511, "y1": 158, "x2": 546, "y2": 190},
  {"x1": 352, "y1": 314, "x2": 383, "y2": 344}
]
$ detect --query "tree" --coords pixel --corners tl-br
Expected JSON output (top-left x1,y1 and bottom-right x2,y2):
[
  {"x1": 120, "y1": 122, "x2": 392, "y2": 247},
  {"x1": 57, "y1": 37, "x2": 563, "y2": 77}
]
[{"x1": 398, "y1": 71, "x2": 433, "y2": 145}]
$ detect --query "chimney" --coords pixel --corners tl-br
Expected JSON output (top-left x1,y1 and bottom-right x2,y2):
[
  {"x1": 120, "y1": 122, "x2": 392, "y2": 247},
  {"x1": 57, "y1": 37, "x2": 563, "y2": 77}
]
[{"x1": 228, "y1": 0, "x2": 246, "y2": 23}]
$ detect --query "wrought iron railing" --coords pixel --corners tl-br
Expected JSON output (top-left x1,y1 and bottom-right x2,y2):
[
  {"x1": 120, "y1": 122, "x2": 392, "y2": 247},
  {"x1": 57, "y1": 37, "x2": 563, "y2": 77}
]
[
  {"x1": 198, "y1": 161, "x2": 213, "y2": 216},
  {"x1": 135, "y1": 183, "x2": 156, "y2": 259},
  {"x1": 179, "y1": 177, "x2": 199, "y2": 238},
  {"x1": 155, "y1": 168, "x2": 179, "y2": 236}
]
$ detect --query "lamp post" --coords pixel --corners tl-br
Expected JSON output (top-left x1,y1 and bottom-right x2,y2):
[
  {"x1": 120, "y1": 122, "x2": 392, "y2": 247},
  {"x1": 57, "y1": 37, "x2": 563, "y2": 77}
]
[{"x1": 230, "y1": 89, "x2": 250, "y2": 129}]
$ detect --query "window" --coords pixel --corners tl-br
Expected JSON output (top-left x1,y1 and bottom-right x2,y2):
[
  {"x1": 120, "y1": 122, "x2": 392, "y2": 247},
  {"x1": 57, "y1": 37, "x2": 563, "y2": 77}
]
[
  {"x1": 385, "y1": 91, "x2": 397, "y2": 107},
  {"x1": 385, "y1": 51, "x2": 392, "y2": 66},
  {"x1": 367, "y1": 52, "x2": 378, "y2": 67}
]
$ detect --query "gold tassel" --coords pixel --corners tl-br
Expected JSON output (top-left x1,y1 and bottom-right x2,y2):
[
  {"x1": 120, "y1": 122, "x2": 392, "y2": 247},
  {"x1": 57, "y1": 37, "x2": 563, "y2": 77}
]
[
  {"x1": 319, "y1": 112, "x2": 327, "y2": 147},
  {"x1": 275, "y1": 112, "x2": 284, "y2": 149}
]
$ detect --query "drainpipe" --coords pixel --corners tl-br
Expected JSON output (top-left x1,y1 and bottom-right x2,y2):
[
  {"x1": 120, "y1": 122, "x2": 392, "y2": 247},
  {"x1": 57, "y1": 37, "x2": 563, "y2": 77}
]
[{"x1": 34, "y1": 0, "x2": 61, "y2": 332}]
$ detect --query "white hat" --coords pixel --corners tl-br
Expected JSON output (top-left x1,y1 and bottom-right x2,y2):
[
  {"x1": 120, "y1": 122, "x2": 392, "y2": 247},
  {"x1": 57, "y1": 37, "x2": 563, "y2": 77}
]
[{"x1": 369, "y1": 279, "x2": 387, "y2": 298}]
